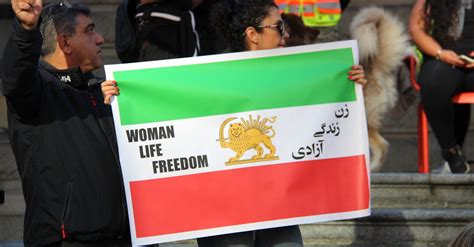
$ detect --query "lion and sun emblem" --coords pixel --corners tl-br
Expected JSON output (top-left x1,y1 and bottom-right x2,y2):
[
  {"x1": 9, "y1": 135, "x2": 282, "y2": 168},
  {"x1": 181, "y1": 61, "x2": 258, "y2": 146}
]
[{"x1": 218, "y1": 115, "x2": 279, "y2": 165}]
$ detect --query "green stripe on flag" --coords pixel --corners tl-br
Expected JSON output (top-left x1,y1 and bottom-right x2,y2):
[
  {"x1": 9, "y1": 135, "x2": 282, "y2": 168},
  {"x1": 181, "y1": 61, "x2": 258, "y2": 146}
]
[{"x1": 114, "y1": 48, "x2": 356, "y2": 125}]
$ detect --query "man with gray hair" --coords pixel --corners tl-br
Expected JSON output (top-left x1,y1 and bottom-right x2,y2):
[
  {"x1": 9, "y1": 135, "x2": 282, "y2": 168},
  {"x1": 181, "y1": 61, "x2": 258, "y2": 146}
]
[{"x1": 1, "y1": 0, "x2": 130, "y2": 246}]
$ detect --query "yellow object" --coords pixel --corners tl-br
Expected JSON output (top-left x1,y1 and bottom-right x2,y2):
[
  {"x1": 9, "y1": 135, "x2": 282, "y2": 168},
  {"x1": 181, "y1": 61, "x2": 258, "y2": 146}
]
[
  {"x1": 276, "y1": 0, "x2": 342, "y2": 27},
  {"x1": 413, "y1": 45, "x2": 424, "y2": 73},
  {"x1": 218, "y1": 115, "x2": 279, "y2": 165}
]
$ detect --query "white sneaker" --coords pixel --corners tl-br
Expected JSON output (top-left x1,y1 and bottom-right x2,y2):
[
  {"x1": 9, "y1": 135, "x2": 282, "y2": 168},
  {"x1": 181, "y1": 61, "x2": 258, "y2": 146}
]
[{"x1": 431, "y1": 161, "x2": 452, "y2": 174}]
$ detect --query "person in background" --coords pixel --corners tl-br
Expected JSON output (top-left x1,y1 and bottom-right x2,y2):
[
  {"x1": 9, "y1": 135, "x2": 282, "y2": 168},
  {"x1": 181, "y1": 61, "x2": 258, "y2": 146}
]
[
  {"x1": 115, "y1": 0, "x2": 202, "y2": 62},
  {"x1": 409, "y1": 0, "x2": 474, "y2": 174},
  {"x1": 1, "y1": 1, "x2": 130, "y2": 246}
]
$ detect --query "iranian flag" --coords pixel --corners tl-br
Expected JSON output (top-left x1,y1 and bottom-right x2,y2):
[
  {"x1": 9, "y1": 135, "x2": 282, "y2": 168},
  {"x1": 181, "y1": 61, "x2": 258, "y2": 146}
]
[{"x1": 105, "y1": 41, "x2": 370, "y2": 246}]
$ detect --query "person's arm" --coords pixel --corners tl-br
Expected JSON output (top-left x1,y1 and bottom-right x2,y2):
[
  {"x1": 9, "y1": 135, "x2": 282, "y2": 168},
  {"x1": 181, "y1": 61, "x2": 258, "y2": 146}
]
[
  {"x1": 1, "y1": 0, "x2": 43, "y2": 118},
  {"x1": 408, "y1": 0, "x2": 465, "y2": 67}
]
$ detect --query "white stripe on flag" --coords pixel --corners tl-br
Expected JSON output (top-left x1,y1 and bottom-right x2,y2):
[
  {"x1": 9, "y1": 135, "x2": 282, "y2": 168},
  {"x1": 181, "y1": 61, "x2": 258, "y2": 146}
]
[{"x1": 116, "y1": 101, "x2": 365, "y2": 181}]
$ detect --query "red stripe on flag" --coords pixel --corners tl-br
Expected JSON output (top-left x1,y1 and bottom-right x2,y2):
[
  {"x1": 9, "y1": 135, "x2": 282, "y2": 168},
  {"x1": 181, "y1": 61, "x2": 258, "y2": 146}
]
[{"x1": 130, "y1": 155, "x2": 369, "y2": 238}]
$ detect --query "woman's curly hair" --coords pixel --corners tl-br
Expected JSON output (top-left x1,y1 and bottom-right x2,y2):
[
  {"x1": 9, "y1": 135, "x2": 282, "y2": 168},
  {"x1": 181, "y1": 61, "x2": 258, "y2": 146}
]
[
  {"x1": 210, "y1": 0, "x2": 277, "y2": 52},
  {"x1": 424, "y1": 0, "x2": 462, "y2": 46}
]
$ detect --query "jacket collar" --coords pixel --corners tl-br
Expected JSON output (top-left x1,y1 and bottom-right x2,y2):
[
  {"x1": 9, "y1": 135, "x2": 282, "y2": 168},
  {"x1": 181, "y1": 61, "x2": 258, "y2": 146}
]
[{"x1": 40, "y1": 60, "x2": 102, "y2": 90}]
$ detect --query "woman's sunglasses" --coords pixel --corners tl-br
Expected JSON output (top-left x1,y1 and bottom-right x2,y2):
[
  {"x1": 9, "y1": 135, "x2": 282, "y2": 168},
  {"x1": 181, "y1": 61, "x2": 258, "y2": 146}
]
[{"x1": 258, "y1": 21, "x2": 287, "y2": 37}]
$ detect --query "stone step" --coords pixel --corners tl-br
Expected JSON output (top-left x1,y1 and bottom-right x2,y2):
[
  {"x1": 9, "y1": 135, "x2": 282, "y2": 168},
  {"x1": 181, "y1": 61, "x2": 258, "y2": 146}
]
[
  {"x1": 0, "y1": 216, "x2": 23, "y2": 243},
  {"x1": 371, "y1": 173, "x2": 474, "y2": 208},
  {"x1": 2, "y1": 208, "x2": 472, "y2": 247},
  {"x1": 301, "y1": 208, "x2": 474, "y2": 247}
]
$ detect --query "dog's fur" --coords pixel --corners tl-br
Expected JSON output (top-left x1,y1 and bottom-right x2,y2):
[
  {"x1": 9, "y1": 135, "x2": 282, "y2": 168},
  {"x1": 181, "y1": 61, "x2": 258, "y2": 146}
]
[
  {"x1": 350, "y1": 7, "x2": 409, "y2": 172},
  {"x1": 282, "y1": 13, "x2": 320, "y2": 46}
]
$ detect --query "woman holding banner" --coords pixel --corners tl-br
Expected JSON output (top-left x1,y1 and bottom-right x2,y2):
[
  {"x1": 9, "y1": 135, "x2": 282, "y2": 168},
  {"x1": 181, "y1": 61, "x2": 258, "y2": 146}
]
[
  {"x1": 200, "y1": 0, "x2": 365, "y2": 246},
  {"x1": 101, "y1": 0, "x2": 366, "y2": 246}
]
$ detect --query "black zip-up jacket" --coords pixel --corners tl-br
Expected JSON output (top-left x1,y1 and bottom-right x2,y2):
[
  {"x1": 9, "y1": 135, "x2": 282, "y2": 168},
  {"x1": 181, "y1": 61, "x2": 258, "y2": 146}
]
[{"x1": 0, "y1": 20, "x2": 129, "y2": 246}]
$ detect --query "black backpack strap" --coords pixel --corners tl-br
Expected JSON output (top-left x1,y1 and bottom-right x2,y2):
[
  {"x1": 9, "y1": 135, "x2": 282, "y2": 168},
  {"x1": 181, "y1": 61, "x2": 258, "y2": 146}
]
[{"x1": 179, "y1": 11, "x2": 200, "y2": 57}]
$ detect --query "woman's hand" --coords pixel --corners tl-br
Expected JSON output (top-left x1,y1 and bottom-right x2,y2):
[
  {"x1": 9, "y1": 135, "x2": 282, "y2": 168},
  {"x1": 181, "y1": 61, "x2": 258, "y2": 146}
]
[
  {"x1": 439, "y1": 49, "x2": 465, "y2": 68},
  {"x1": 466, "y1": 51, "x2": 474, "y2": 69},
  {"x1": 101, "y1": 80, "x2": 119, "y2": 105},
  {"x1": 348, "y1": 65, "x2": 367, "y2": 86}
]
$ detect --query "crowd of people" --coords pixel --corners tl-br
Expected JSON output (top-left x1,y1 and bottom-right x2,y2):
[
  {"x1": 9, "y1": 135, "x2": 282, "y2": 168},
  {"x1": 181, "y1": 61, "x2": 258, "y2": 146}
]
[{"x1": 0, "y1": 0, "x2": 472, "y2": 246}]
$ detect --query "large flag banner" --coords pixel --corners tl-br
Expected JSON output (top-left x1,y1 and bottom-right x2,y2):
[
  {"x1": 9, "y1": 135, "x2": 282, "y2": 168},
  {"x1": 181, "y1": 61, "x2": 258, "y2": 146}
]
[{"x1": 105, "y1": 40, "x2": 370, "y2": 246}]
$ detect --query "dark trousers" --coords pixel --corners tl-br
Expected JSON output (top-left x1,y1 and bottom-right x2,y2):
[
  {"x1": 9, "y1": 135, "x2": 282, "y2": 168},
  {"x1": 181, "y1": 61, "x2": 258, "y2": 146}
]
[
  {"x1": 419, "y1": 59, "x2": 474, "y2": 150},
  {"x1": 197, "y1": 225, "x2": 303, "y2": 247}
]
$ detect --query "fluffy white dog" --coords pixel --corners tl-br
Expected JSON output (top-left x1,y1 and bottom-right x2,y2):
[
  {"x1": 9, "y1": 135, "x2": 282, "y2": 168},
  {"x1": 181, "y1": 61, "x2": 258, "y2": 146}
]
[{"x1": 350, "y1": 7, "x2": 410, "y2": 172}]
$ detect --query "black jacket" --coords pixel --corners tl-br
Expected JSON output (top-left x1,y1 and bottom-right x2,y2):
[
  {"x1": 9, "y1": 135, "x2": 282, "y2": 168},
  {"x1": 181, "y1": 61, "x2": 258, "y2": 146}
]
[{"x1": 1, "y1": 20, "x2": 129, "y2": 246}]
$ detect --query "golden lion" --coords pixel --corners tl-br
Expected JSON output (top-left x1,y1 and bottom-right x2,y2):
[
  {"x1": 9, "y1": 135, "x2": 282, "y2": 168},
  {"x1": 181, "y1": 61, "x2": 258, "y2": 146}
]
[{"x1": 219, "y1": 116, "x2": 276, "y2": 163}]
